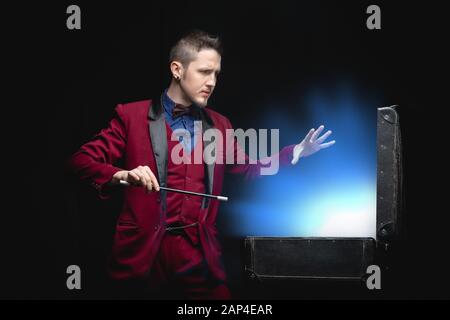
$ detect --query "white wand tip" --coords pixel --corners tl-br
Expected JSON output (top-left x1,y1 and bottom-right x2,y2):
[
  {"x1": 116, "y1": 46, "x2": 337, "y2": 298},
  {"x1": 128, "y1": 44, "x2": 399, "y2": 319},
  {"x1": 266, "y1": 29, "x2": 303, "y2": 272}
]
[{"x1": 119, "y1": 180, "x2": 130, "y2": 186}]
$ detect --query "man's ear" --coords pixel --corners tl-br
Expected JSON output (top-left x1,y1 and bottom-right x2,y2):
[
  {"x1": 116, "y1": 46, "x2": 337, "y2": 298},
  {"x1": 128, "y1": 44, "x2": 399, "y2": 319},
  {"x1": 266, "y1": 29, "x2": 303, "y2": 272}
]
[{"x1": 170, "y1": 61, "x2": 183, "y2": 80}]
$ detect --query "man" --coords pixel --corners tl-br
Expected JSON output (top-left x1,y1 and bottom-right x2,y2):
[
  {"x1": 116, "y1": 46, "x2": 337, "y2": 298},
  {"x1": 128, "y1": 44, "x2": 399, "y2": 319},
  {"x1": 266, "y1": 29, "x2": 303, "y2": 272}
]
[{"x1": 68, "y1": 30, "x2": 335, "y2": 299}]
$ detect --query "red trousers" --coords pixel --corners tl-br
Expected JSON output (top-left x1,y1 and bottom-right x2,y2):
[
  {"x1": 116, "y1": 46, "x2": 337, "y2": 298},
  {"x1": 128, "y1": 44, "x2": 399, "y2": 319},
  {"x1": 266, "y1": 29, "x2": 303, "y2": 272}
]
[{"x1": 111, "y1": 231, "x2": 231, "y2": 300}]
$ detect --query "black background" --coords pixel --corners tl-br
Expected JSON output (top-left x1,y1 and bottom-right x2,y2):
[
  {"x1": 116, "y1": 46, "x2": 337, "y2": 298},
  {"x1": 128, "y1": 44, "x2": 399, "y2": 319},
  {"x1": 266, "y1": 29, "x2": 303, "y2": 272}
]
[{"x1": 2, "y1": 1, "x2": 449, "y2": 300}]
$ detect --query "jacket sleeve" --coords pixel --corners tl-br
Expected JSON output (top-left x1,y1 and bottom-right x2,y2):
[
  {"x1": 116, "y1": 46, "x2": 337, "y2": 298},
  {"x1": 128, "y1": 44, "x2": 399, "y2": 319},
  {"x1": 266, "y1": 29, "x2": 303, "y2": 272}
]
[
  {"x1": 67, "y1": 104, "x2": 127, "y2": 199},
  {"x1": 224, "y1": 118, "x2": 296, "y2": 180}
]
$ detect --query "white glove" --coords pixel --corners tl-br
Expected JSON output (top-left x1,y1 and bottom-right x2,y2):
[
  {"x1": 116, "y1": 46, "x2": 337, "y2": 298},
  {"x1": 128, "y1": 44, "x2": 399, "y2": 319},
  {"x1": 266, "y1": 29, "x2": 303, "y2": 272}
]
[{"x1": 292, "y1": 125, "x2": 336, "y2": 165}]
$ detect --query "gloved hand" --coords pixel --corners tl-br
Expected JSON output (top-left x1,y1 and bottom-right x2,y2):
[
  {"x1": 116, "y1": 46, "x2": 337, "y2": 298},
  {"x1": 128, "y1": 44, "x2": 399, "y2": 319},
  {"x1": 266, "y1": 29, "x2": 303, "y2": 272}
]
[{"x1": 292, "y1": 125, "x2": 335, "y2": 165}]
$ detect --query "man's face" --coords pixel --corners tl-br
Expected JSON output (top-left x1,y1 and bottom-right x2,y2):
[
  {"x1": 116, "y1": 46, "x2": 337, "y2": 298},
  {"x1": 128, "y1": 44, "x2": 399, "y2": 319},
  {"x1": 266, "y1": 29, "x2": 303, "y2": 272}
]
[{"x1": 179, "y1": 49, "x2": 221, "y2": 107}]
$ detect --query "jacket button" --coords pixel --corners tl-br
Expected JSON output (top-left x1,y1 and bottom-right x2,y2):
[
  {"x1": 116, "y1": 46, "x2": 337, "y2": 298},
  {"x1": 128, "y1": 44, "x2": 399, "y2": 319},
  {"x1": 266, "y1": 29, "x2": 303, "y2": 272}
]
[
  {"x1": 157, "y1": 198, "x2": 161, "y2": 203},
  {"x1": 154, "y1": 225, "x2": 159, "y2": 230}
]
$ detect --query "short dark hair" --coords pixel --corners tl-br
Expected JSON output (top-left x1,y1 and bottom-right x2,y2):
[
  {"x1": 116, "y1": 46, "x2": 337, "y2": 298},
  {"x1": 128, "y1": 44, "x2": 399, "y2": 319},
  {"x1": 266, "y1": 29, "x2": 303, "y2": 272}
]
[{"x1": 169, "y1": 30, "x2": 222, "y2": 67}]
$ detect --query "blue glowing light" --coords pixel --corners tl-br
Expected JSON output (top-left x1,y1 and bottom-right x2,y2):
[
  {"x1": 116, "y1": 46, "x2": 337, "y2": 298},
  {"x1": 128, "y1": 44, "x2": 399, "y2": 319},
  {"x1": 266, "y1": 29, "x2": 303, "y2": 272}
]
[{"x1": 225, "y1": 83, "x2": 378, "y2": 238}]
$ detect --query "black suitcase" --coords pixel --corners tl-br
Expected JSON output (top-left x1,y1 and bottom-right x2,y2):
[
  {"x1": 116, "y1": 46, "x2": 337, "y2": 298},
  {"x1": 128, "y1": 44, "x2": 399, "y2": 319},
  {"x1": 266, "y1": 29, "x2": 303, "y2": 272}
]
[{"x1": 244, "y1": 237, "x2": 376, "y2": 282}]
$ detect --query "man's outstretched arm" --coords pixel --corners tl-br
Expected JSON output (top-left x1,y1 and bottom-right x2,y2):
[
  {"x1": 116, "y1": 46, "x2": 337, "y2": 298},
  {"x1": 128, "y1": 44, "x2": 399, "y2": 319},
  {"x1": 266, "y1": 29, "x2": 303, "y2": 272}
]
[{"x1": 225, "y1": 120, "x2": 335, "y2": 180}]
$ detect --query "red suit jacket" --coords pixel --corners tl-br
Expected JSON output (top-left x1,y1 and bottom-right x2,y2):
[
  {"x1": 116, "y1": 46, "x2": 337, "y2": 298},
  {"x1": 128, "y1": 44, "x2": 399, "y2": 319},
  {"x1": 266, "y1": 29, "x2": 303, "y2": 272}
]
[{"x1": 68, "y1": 99, "x2": 295, "y2": 281}]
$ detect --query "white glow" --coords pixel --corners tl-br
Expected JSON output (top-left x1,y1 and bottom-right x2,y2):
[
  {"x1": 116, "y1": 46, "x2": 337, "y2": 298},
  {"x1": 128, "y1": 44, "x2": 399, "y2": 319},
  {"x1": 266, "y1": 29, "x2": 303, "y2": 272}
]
[
  {"x1": 319, "y1": 210, "x2": 376, "y2": 238},
  {"x1": 292, "y1": 183, "x2": 377, "y2": 238}
]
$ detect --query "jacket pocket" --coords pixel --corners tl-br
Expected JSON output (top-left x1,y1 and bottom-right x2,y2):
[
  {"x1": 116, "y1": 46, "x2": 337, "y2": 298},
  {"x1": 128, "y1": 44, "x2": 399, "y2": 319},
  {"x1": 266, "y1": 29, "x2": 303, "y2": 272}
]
[
  {"x1": 117, "y1": 220, "x2": 138, "y2": 228},
  {"x1": 116, "y1": 220, "x2": 140, "y2": 239}
]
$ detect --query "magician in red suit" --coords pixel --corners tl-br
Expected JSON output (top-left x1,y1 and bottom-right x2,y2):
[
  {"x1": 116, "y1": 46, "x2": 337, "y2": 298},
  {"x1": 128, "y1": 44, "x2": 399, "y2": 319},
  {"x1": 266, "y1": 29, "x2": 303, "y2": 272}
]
[{"x1": 68, "y1": 30, "x2": 335, "y2": 299}]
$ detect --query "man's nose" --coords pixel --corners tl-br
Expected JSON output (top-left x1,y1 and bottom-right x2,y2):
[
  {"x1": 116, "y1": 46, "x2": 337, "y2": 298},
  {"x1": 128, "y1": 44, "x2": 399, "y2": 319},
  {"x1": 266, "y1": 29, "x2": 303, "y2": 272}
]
[{"x1": 206, "y1": 74, "x2": 216, "y2": 87}]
